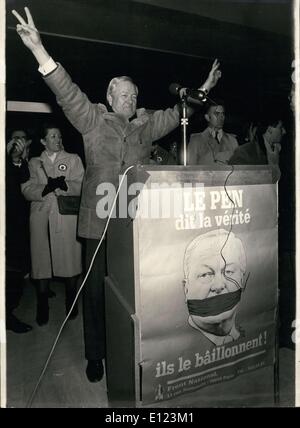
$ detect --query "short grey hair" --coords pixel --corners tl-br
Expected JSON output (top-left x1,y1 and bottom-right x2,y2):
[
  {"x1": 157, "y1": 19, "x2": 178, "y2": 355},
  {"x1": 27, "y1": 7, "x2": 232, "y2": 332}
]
[
  {"x1": 106, "y1": 76, "x2": 138, "y2": 102},
  {"x1": 183, "y1": 229, "x2": 246, "y2": 281}
]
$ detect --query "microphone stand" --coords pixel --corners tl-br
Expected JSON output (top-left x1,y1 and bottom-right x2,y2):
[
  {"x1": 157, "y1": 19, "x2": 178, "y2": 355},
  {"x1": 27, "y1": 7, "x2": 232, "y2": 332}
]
[
  {"x1": 180, "y1": 92, "x2": 189, "y2": 166},
  {"x1": 177, "y1": 89, "x2": 214, "y2": 165}
]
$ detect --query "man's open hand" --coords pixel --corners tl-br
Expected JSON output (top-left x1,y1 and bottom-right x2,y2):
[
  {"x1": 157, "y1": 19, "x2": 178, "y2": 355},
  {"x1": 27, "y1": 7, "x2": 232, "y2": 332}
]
[{"x1": 205, "y1": 59, "x2": 222, "y2": 91}]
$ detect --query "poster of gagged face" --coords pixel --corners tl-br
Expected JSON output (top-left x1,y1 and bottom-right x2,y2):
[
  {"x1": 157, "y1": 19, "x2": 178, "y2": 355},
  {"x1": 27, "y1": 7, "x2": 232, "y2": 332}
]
[{"x1": 135, "y1": 176, "x2": 277, "y2": 405}]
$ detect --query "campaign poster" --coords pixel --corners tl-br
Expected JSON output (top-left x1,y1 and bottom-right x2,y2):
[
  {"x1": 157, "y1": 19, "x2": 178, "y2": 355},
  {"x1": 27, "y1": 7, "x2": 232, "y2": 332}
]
[{"x1": 135, "y1": 180, "x2": 278, "y2": 405}]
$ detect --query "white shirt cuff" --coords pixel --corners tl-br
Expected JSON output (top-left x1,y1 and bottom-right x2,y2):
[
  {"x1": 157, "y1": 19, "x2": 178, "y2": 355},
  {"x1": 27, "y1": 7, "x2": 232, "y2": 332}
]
[
  {"x1": 38, "y1": 57, "x2": 57, "y2": 76},
  {"x1": 12, "y1": 160, "x2": 22, "y2": 167},
  {"x1": 198, "y1": 86, "x2": 209, "y2": 94}
]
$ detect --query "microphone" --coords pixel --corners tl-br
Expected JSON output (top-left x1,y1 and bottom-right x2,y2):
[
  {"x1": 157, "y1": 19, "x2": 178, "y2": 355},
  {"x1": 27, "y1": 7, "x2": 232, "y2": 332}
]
[{"x1": 169, "y1": 83, "x2": 207, "y2": 105}]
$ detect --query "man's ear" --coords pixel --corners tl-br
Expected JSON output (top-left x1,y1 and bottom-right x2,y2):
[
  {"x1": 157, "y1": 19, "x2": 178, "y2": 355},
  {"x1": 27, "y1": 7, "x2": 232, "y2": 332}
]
[
  {"x1": 40, "y1": 139, "x2": 46, "y2": 147},
  {"x1": 204, "y1": 113, "x2": 210, "y2": 123},
  {"x1": 107, "y1": 94, "x2": 113, "y2": 107}
]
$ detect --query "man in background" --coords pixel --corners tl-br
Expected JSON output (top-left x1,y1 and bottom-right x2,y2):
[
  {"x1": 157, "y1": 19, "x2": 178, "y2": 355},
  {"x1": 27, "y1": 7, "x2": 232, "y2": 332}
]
[
  {"x1": 188, "y1": 101, "x2": 238, "y2": 165},
  {"x1": 228, "y1": 113, "x2": 286, "y2": 182},
  {"x1": 6, "y1": 129, "x2": 32, "y2": 333}
]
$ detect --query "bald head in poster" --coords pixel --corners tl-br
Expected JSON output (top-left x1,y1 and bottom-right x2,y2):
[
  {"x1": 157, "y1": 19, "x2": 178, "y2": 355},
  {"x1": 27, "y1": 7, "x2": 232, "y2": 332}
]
[{"x1": 183, "y1": 229, "x2": 247, "y2": 345}]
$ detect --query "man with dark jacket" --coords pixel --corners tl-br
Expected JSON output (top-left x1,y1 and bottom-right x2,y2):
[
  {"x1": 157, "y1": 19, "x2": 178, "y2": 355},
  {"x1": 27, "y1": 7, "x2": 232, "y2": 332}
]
[
  {"x1": 6, "y1": 129, "x2": 32, "y2": 333},
  {"x1": 228, "y1": 114, "x2": 286, "y2": 183},
  {"x1": 12, "y1": 7, "x2": 221, "y2": 382}
]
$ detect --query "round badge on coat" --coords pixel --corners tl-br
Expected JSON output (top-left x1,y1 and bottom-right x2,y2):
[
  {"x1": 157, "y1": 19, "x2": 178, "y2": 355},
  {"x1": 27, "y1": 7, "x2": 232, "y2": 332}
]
[{"x1": 58, "y1": 163, "x2": 67, "y2": 171}]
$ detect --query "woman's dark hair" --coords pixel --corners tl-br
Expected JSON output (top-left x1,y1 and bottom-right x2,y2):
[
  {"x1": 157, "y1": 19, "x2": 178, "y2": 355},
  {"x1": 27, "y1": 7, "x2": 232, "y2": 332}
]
[{"x1": 40, "y1": 122, "x2": 61, "y2": 139}]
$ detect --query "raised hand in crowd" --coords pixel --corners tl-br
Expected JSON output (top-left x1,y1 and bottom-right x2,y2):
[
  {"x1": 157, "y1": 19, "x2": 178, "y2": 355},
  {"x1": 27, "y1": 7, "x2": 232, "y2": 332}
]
[
  {"x1": 248, "y1": 122, "x2": 258, "y2": 143},
  {"x1": 265, "y1": 140, "x2": 281, "y2": 166},
  {"x1": 7, "y1": 136, "x2": 31, "y2": 164}
]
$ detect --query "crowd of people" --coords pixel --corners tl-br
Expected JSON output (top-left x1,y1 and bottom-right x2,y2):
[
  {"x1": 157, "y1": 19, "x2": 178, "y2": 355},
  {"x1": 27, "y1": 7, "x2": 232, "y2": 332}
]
[{"x1": 6, "y1": 6, "x2": 293, "y2": 389}]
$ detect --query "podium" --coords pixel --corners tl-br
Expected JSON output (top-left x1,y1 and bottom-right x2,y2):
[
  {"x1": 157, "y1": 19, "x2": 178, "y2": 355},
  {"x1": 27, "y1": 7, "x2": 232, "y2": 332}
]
[{"x1": 105, "y1": 165, "x2": 278, "y2": 407}]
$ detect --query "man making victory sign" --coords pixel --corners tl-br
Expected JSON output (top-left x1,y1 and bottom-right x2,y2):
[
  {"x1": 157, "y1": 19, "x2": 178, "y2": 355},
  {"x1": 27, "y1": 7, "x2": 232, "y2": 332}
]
[{"x1": 12, "y1": 6, "x2": 222, "y2": 383}]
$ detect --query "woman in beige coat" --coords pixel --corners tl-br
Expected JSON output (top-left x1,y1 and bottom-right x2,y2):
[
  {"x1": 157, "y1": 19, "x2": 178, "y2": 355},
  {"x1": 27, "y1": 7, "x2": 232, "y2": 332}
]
[{"x1": 22, "y1": 124, "x2": 84, "y2": 325}]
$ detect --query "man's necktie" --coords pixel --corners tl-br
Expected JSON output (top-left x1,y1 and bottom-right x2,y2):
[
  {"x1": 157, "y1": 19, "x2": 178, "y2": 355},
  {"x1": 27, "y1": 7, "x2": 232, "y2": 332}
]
[{"x1": 211, "y1": 129, "x2": 222, "y2": 143}]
